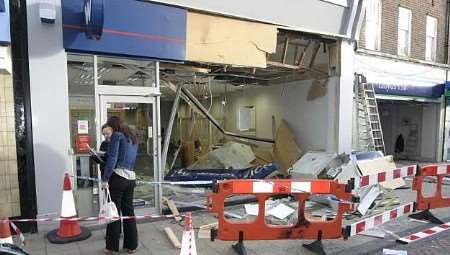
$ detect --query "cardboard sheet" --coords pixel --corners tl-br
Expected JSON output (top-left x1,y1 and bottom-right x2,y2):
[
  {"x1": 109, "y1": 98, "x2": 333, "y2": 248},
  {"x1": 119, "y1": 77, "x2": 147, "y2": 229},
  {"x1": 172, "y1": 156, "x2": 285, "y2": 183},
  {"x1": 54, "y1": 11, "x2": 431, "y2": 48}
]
[
  {"x1": 186, "y1": 12, "x2": 277, "y2": 68},
  {"x1": 273, "y1": 120, "x2": 302, "y2": 174},
  {"x1": 356, "y1": 156, "x2": 405, "y2": 189}
]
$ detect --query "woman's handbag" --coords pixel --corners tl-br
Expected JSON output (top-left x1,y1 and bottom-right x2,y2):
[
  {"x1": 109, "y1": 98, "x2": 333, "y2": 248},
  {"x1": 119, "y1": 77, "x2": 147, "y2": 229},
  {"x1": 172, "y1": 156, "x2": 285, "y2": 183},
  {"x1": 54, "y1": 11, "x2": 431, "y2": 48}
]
[{"x1": 98, "y1": 186, "x2": 119, "y2": 225}]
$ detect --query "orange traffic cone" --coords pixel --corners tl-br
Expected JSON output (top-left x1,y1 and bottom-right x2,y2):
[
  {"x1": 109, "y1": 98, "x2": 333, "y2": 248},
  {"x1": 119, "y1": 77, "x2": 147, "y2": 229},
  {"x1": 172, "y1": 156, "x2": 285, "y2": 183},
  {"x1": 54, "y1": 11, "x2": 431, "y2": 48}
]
[
  {"x1": 47, "y1": 172, "x2": 91, "y2": 244},
  {"x1": 180, "y1": 212, "x2": 197, "y2": 255},
  {"x1": 0, "y1": 219, "x2": 13, "y2": 244}
]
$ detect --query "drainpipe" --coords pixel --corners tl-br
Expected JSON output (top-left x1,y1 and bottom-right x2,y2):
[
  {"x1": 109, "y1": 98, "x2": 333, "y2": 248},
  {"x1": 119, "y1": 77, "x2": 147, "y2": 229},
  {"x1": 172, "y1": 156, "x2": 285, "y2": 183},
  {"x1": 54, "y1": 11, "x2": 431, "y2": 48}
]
[{"x1": 445, "y1": 0, "x2": 450, "y2": 64}]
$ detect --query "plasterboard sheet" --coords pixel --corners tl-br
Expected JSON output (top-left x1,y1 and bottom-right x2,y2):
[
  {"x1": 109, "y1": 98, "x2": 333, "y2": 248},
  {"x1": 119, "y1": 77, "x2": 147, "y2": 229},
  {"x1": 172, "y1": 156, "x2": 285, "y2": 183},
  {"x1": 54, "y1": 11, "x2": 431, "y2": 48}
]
[
  {"x1": 356, "y1": 156, "x2": 405, "y2": 189},
  {"x1": 186, "y1": 12, "x2": 277, "y2": 68}
]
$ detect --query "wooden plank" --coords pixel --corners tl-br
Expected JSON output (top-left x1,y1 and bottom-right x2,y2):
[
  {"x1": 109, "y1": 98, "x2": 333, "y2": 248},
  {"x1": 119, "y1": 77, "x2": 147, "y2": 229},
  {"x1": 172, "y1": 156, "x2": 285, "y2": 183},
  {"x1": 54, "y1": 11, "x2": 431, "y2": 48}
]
[
  {"x1": 164, "y1": 227, "x2": 181, "y2": 249},
  {"x1": 162, "y1": 197, "x2": 182, "y2": 222}
]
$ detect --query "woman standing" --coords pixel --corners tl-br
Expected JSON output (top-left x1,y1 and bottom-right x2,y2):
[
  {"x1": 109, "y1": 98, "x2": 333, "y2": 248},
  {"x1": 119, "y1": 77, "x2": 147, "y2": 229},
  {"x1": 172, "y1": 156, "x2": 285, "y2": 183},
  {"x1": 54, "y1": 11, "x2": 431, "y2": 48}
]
[{"x1": 102, "y1": 116, "x2": 138, "y2": 254}]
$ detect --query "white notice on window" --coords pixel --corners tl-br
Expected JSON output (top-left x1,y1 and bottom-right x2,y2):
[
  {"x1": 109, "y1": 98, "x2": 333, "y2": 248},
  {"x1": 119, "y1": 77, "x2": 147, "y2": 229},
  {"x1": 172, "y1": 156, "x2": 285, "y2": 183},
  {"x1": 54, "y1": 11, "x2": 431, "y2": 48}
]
[{"x1": 77, "y1": 120, "x2": 89, "y2": 134}]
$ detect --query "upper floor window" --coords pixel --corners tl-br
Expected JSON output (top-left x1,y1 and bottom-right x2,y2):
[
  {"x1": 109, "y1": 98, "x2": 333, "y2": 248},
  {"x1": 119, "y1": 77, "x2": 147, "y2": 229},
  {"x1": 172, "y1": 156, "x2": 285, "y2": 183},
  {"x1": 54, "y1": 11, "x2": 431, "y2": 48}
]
[
  {"x1": 364, "y1": 0, "x2": 382, "y2": 51},
  {"x1": 398, "y1": 7, "x2": 412, "y2": 57},
  {"x1": 425, "y1": 16, "x2": 437, "y2": 62}
]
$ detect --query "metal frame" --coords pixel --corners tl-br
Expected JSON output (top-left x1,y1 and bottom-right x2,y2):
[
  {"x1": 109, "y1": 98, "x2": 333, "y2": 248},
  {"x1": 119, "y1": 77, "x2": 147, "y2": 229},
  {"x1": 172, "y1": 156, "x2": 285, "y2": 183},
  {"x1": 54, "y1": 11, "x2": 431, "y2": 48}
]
[{"x1": 93, "y1": 55, "x2": 163, "y2": 212}]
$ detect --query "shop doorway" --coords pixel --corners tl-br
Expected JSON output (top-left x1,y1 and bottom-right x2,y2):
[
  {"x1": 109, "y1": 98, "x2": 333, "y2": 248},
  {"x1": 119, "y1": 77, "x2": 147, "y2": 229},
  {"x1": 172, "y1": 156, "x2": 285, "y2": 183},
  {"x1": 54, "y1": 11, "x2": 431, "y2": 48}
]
[
  {"x1": 378, "y1": 100, "x2": 440, "y2": 162},
  {"x1": 99, "y1": 95, "x2": 160, "y2": 209},
  {"x1": 67, "y1": 54, "x2": 162, "y2": 216}
]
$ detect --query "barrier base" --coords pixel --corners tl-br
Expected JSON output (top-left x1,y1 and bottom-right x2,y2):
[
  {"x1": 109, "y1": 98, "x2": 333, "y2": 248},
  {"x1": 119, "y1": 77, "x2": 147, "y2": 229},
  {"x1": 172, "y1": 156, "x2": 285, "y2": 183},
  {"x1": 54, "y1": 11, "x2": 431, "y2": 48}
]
[
  {"x1": 47, "y1": 226, "x2": 91, "y2": 244},
  {"x1": 231, "y1": 231, "x2": 247, "y2": 255},
  {"x1": 303, "y1": 240, "x2": 326, "y2": 255},
  {"x1": 408, "y1": 209, "x2": 444, "y2": 224}
]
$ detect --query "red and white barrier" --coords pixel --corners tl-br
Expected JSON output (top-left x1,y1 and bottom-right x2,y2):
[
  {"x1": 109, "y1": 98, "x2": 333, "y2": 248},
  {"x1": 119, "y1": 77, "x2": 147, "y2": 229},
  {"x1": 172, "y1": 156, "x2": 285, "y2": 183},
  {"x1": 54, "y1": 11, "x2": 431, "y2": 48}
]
[
  {"x1": 355, "y1": 165, "x2": 417, "y2": 189},
  {"x1": 397, "y1": 222, "x2": 450, "y2": 244},
  {"x1": 345, "y1": 202, "x2": 414, "y2": 237},
  {"x1": 180, "y1": 212, "x2": 197, "y2": 255}
]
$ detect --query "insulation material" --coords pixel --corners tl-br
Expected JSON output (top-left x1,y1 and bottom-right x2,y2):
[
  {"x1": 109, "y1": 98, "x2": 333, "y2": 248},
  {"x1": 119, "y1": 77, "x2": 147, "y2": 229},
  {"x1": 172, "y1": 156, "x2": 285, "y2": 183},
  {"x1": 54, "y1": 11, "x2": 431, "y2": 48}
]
[
  {"x1": 273, "y1": 120, "x2": 302, "y2": 174},
  {"x1": 356, "y1": 156, "x2": 405, "y2": 189},
  {"x1": 188, "y1": 142, "x2": 255, "y2": 169},
  {"x1": 290, "y1": 151, "x2": 338, "y2": 179},
  {"x1": 186, "y1": 12, "x2": 277, "y2": 68}
]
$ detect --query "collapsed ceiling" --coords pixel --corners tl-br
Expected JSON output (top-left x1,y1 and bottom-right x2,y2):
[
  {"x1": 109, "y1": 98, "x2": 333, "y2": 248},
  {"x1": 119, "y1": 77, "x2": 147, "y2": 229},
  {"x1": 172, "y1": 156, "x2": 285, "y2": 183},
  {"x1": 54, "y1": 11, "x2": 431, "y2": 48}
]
[{"x1": 67, "y1": 30, "x2": 336, "y2": 100}]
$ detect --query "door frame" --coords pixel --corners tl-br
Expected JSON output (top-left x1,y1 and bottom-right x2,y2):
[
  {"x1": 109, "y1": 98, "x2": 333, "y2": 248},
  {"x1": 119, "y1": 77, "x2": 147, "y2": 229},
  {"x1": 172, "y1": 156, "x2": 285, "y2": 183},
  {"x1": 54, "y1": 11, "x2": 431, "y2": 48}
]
[{"x1": 93, "y1": 55, "x2": 162, "y2": 212}]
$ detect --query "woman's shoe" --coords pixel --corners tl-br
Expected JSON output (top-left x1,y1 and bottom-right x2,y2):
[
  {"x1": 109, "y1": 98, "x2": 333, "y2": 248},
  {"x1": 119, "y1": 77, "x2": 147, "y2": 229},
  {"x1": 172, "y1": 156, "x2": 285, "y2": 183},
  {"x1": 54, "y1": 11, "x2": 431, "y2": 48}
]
[
  {"x1": 123, "y1": 248, "x2": 136, "y2": 254},
  {"x1": 103, "y1": 248, "x2": 114, "y2": 254}
]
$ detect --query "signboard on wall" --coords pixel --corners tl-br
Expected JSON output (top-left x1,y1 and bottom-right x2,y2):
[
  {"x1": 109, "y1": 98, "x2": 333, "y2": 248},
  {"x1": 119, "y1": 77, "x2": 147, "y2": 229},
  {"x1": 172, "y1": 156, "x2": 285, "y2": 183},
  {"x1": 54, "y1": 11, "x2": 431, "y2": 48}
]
[
  {"x1": 62, "y1": 0, "x2": 186, "y2": 61},
  {"x1": 0, "y1": 0, "x2": 10, "y2": 44},
  {"x1": 372, "y1": 83, "x2": 444, "y2": 98}
]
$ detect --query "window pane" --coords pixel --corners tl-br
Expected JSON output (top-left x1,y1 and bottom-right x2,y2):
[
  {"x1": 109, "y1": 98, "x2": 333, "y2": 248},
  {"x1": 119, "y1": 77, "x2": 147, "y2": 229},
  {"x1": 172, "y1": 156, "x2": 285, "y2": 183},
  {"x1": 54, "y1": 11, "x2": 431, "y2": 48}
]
[
  {"x1": 365, "y1": 0, "x2": 381, "y2": 50},
  {"x1": 97, "y1": 56, "x2": 156, "y2": 87},
  {"x1": 398, "y1": 7, "x2": 411, "y2": 30},
  {"x1": 426, "y1": 16, "x2": 437, "y2": 37}
]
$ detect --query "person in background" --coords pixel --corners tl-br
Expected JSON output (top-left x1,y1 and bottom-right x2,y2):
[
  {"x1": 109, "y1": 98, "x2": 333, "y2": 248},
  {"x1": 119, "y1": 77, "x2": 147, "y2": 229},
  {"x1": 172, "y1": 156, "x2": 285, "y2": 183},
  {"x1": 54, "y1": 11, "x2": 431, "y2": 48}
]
[
  {"x1": 102, "y1": 116, "x2": 139, "y2": 254},
  {"x1": 90, "y1": 124, "x2": 113, "y2": 176}
]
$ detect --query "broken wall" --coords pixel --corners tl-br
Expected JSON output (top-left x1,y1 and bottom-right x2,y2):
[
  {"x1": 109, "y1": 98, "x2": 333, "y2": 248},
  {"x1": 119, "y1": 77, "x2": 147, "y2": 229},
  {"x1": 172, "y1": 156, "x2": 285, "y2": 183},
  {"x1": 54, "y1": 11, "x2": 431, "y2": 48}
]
[{"x1": 222, "y1": 80, "x2": 331, "y2": 152}]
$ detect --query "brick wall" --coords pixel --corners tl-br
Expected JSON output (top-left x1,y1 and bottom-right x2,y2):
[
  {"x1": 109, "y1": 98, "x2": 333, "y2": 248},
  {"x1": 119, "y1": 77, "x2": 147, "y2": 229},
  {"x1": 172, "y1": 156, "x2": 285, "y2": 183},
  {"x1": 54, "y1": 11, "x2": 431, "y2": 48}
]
[
  {"x1": 359, "y1": 0, "x2": 448, "y2": 64},
  {"x1": 0, "y1": 71, "x2": 21, "y2": 217}
]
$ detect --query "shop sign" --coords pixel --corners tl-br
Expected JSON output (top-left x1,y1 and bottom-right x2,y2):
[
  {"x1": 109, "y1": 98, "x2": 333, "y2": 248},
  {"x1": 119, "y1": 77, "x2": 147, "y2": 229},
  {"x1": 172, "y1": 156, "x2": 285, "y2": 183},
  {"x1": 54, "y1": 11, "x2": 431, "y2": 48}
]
[
  {"x1": 83, "y1": 0, "x2": 104, "y2": 40},
  {"x1": 0, "y1": 0, "x2": 10, "y2": 44},
  {"x1": 62, "y1": 0, "x2": 186, "y2": 61},
  {"x1": 372, "y1": 83, "x2": 444, "y2": 98}
]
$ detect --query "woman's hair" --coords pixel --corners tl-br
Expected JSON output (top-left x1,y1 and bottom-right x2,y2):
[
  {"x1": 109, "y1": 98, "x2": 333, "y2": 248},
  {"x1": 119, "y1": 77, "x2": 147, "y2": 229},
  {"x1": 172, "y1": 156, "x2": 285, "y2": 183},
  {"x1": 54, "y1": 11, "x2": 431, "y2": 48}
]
[{"x1": 105, "y1": 116, "x2": 138, "y2": 144}]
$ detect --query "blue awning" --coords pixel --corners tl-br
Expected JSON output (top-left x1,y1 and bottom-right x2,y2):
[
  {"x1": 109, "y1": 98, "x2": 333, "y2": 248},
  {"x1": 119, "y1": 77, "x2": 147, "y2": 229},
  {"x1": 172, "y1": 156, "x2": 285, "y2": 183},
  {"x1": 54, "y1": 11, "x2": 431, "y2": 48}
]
[
  {"x1": 371, "y1": 83, "x2": 444, "y2": 98},
  {"x1": 444, "y1": 81, "x2": 450, "y2": 89}
]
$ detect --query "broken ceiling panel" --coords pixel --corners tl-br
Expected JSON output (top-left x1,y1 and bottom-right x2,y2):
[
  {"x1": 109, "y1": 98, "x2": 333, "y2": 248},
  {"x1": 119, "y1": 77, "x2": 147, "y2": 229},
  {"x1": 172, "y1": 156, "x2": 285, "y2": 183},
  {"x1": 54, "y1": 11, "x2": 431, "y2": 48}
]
[{"x1": 186, "y1": 11, "x2": 277, "y2": 68}]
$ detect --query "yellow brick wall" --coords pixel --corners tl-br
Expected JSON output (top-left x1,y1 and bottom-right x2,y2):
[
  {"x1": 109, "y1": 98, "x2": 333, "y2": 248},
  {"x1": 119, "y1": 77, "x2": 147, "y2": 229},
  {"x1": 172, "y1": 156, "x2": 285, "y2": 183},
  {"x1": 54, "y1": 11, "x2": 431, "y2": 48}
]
[{"x1": 0, "y1": 72, "x2": 21, "y2": 217}]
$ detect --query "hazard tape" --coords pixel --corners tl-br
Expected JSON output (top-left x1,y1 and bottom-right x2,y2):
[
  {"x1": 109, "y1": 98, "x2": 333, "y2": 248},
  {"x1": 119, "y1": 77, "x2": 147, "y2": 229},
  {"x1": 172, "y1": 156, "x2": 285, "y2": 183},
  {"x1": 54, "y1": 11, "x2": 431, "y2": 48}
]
[
  {"x1": 73, "y1": 175, "x2": 213, "y2": 186},
  {"x1": 397, "y1": 222, "x2": 450, "y2": 244},
  {"x1": 0, "y1": 214, "x2": 180, "y2": 223},
  {"x1": 344, "y1": 202, "x2": 414, "y2": 237},
  {"x1": 9, "y1": 222, "x2": 25, "y2": 246},
  {"x1": 354, "y1": 165, "x2": 417, "y2": 189}
]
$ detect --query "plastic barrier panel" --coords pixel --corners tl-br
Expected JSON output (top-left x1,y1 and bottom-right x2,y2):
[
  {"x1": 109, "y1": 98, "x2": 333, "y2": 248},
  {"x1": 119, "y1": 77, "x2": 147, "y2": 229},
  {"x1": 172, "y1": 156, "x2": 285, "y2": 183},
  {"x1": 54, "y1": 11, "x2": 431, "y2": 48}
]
[
  {"x1": 413, "y1": 164, "x2": 450, "y2": 211},
  {"x1": 208, "y1": 179, "x2": 354, "y2": 241}
]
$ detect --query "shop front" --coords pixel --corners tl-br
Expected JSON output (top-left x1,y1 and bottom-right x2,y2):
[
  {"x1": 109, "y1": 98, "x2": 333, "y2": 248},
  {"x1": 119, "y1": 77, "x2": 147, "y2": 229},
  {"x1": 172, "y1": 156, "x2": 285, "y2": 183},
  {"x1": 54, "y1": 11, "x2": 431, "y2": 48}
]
[
  {"x1": 354, "y1": 53, "x2": 447, "y2": 162},
  {"x1": 25, "y1": 0, "x2": 186, "y2": 219}
]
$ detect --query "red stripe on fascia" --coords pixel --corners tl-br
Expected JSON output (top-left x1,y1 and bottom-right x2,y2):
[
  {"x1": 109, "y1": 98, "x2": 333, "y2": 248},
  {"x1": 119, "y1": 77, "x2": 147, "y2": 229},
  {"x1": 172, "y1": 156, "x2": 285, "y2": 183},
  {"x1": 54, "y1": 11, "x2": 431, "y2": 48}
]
[
  {"x1": 407, "y1": 166, "x2": 414, "y2": 176},
  {"x1": 311, "y1": 181, "x2": 331, "y2": 193},
  {"x1": 356, "y1": 221, "x2": 366, "y2": 233},
  {"x1": 361, "y1": 176, "x2": 369, "y2": 187},
  {"x1": 390, "y1": 209, "x2": 398, "y2": 219},
  {"x1": 409, "y1": 235, "x2": 420, "y2": 240},
  {"x1": 423, "y1": 229, "x2": 436, "y2": 235},
  {"x1": 378, "y1": 172, "x2": 386, "y2": 183},
  {"x1": 393, "y1": 169, "x2": 401, "y2": 179},
  {"x1": 63, "y1": 24, "x2": 185, "y2": 43},
  {"x1": 447, "y1": 165, "x2": 450, "y2": 174}
]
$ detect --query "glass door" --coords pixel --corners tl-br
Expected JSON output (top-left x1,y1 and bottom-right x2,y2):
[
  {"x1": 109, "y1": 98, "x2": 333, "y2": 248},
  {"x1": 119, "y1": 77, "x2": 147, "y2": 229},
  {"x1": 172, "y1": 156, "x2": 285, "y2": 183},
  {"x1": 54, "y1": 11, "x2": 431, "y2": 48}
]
[{"x1": 99, "y1": 95, "x2": 159, "y2": 209}]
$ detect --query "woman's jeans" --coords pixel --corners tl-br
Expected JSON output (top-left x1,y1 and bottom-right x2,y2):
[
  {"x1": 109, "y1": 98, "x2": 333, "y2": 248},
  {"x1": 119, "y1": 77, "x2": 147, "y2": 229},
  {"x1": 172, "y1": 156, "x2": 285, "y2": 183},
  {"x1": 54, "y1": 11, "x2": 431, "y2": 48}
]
[{"x1": 106, "y1": 173, "x2": 138, "y2": 251}]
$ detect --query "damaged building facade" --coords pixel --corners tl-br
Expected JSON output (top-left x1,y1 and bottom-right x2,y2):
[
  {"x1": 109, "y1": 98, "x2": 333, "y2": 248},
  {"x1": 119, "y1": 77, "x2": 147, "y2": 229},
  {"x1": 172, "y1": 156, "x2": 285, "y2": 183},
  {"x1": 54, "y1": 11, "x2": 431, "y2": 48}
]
[{"x1": 2, "y1": 0, "x2": 385, "y2": 232}]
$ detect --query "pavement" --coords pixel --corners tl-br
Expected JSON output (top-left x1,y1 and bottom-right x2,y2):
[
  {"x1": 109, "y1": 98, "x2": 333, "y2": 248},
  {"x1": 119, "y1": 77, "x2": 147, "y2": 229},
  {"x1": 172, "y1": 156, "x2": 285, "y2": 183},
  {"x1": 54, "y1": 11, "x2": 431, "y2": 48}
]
[{"x1": 13, "y1": 177, "x2": 450, "y2": 255}]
